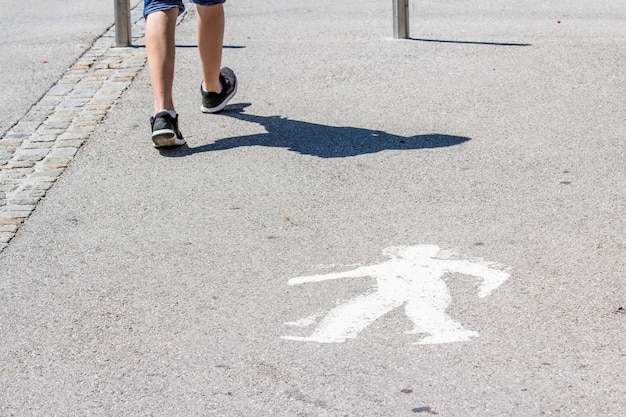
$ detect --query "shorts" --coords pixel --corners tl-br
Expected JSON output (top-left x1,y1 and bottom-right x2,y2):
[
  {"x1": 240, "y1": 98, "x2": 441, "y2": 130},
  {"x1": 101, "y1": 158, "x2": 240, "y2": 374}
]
[{"x1": 144, "y1": 0, "x2": 225, "y2": 18}]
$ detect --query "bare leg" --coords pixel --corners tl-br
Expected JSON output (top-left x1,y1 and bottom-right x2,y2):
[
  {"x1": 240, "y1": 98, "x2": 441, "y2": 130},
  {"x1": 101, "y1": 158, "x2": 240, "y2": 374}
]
[
  {"x1": 145, "y1": 8, "x2": 178, "y2": 114},
  {"x1": 196, "y1": 4, "x2": 224, "y2": 93}
]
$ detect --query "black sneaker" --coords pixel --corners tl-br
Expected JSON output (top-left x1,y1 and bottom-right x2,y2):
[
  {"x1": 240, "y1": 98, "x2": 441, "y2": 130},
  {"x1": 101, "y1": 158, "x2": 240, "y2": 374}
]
[
  {"x1": 200, "y1": 67, "x2": 238, "y2": 113},
  {"x1": 150, "y1": 111, "x2": 185, "y2": 147}
]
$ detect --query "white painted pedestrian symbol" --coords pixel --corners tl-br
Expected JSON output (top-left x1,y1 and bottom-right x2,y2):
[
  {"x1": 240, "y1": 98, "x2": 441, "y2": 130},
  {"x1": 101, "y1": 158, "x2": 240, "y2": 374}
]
[{"x1": 283, "y1": 245, "x2": 510, "y2": 345}]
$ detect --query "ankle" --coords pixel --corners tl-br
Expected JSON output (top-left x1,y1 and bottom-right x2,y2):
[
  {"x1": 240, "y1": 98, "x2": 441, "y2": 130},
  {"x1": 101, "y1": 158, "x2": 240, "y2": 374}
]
[
  {"x1": 156, "y1": 109, "x2": 177, "y2": 118},
  {"x1": 202, "y1": 79, "x2": 222, "y2": 94}
]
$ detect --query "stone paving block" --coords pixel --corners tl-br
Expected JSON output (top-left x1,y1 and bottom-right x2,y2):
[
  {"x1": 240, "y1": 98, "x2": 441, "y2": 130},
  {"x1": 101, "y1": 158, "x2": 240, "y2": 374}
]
[
  {"x1": 85, "y1": 74, "x2": 110, "y2": 83},
  {"x1": 0, "y1": 210, "x2": 32, "y2": 220},
  {"x1": 35, "y1": 128, "x2": 64, "y2": 137},
  {"x1": 71, "y1": 89, "x2": 101, "y2": 99},
  {"x1": 38, "y1": 97, "x2": 63, "y2": 107},
  {"x1": 93, "y1": 93, "x2": 124, "y2": 100},
  {"x1": 0, "y1": 224, "x2": 18, "y2": 233},
  {"x1": 0, "y1": 231, "x2": 16, "y2": 243},
  {"x1": 28, "y1": 134, "x2": 58, "y2": 143},
  {"x1": 66, "y1": 125, "x2": 93, "y2": 133},
  {"x1": 58, "y1": 74, "x2": 84, "y2": 85},
  {"x1": 15, "y1": 149, "x2": 50, "y2": 162},
  {"x1": 42, "y1": 156, "x2": 72, "y2": 166},
  {"x1": 0, "y1": 171, "x2": 26, "y2": 180},
  {"x1": 49, "y1": 147, "x2": 79, "y2": 158},
  {"x1": 73, "y1": 119, "x2": 103, "y2": 127},
  {"x1": 11, "y1": 122, "x2": 44, "y2": 134},
  {"x1": 19, "y1": 114, "x2": 49, "y2": 125},
  {"x1": 3, "y1": 168, "x2": 33, "y2": 177},
  {"x1": 55, "y1": 107, "x2": 81, "y2": 116},
  {"x1": 56, "y1": 140, "x2": 85, "y2": 148},
  {"x1": 58, "y1": 98, "x2": 90, "y2": 108},
  {"x1": 42, "y1": 119, "x2": 72, "y2": 130},
  {"x1": 0, "y1": 182, "x2": 19, "y2": 193},
  {"x1": 0, "y1": 147, "x2": 15, "y2": 159},
  {"x1": 5, "y1": 161, "x2": 36, "y2": 169},
  {"x1": 71, "y1": 61, "x2": 94, "y2": 71},
  {"x1": 32, "y1": 167, "x2": 63, "y2": 177},
  {"x1": 24, "y1": 136, "x2": 57, "y2": 146},
  {"x1": 23, "y1": 142, "x2": 55, "y2": 150},
  {"x1": 85, "y1": 100, "x2": 115, "y2": 110},
  {"x1": 1, "y1": 132, "x2": 30, "y2": 141},
  {"x1": 47, "y1": 84, "x2": 76, "y2": 96},
  {"x1": 28, "y1": 174, "x2": 59, "y2": 182},
  {"x1": 8, "y1": 205, "x2": 35, "y2": 212},
  {"x1": 7, "y1": 197, "x2": 40, "y2": 206},
  {"x1": 0, "y1": 217, "x2": 23, "y2": 226},
  {"x1": 57, "y1": 131, "x2": 90, "y2": 141},
  {"x1": 64, "y1": 69, "x2": 88, "y2": 78},
  {"x1": 10, "y1": 191, "x2": 46, "y2": 204},
  {"x1": 6, "y1": 196, "x2": 43, "y2": 206},
  {"x1": 20, "y1": 181, "x2": 54, "y2": 192}
]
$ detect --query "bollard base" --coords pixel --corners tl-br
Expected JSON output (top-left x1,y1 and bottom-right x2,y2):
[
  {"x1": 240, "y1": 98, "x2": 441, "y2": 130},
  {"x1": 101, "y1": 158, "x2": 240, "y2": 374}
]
[{"x1": 114, "y1": 0, "x2": 132, "y2": 47}]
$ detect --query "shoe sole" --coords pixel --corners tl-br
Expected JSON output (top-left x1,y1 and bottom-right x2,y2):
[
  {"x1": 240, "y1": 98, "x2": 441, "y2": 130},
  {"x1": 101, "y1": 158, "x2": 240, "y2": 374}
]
[
  {"x1": 200, "y1": 83, "x2": 238, "y2": 113},
  {"x1": 152, "y1": 129, "x2": 185, "y2": 148}
]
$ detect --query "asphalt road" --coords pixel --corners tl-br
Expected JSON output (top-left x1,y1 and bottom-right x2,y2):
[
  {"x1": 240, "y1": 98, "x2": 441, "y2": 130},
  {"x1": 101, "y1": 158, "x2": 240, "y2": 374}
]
[{"x1": 1, "y1": 0, "x2": 625, "y2": 415}]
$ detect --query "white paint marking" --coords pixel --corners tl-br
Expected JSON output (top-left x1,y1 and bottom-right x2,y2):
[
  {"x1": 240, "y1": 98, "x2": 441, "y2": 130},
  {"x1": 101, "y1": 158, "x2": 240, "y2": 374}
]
[
  {"x1": 284, "y1": 312, "x2": 325, "y2": 328},
  {"x1": 283, "y1": 245, "x2": 510, "y2": 345}
]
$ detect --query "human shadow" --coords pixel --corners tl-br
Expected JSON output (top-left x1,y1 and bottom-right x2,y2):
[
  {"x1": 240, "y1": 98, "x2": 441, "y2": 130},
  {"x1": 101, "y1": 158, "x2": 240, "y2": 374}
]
[{"x1": 160, "y1": 104, "x2": 470, "y2": 158}]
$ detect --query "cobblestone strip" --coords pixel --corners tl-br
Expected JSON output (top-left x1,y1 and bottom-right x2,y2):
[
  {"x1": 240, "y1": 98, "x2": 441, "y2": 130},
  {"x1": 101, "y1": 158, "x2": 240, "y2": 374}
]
[{"x1": 0, "y1": 4, "x2": 148, "y2": 253}]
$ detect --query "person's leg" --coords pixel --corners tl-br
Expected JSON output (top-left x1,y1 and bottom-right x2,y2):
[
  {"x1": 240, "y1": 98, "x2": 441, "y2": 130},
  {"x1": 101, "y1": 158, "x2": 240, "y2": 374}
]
[
  {"x1": 194, "y1": 0, "x2": 237, "y2": 113},
  {"x1": 144, "y1": 2, "x2": 185, "y2": 147},
  {"x1": 145, "y1": 7, "x2": 178, "y2": 114},
  {"x1": 196, "y1": 4, "x2": 224, "y2": 93}
]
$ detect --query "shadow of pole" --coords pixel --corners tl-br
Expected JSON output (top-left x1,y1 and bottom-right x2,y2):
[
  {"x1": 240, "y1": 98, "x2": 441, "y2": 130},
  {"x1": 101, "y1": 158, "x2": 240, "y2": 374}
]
[{"x1": 409, "y1": 37, "x2": 531, "y2": 47}]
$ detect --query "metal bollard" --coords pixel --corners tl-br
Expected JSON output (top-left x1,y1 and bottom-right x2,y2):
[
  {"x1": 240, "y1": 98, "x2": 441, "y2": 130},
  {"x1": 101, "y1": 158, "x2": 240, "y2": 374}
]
[
  {"x1": 393, "y1": 0, "x2": 410, "y2": 39},
  {"x1": 114, "y1": 0, "x2": 132, "y2": 47}
]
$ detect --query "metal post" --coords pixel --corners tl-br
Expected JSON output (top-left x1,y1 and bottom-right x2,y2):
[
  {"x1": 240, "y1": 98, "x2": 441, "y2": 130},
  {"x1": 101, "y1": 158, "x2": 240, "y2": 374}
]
[
  {"x1": 393, "y1": 0, "x2": 410, "y2": 39},
  {"x1": 114, "y1": 0, "x2": 132, "y2": 47}
]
